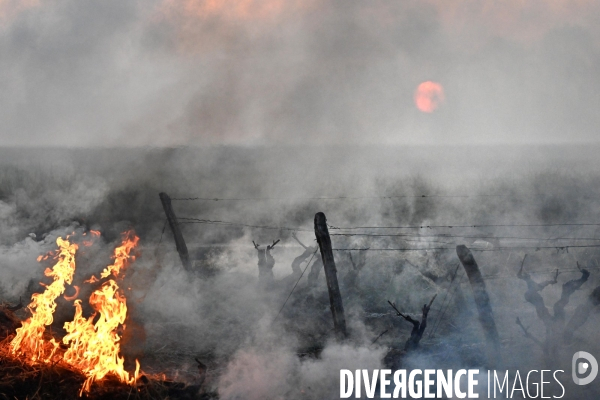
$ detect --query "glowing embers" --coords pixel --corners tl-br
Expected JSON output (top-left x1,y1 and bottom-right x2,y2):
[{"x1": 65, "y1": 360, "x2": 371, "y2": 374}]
[
  {"x1": 62, "y1": 231, "x2": 140, "y2": 394},
  {"x1": 8, "y1": 230, "x2": 141, "y2": 395},
  {"x1": 10, "y1": 237, "x2": 78, "y2": 362}
]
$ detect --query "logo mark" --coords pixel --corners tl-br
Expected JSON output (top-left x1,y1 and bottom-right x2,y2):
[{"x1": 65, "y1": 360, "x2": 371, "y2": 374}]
[{"x1": 572, "y1": 351, "x2": 598, "y2": 385}]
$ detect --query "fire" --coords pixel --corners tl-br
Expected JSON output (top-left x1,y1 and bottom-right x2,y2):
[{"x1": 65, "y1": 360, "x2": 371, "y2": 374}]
[
  {"x1": 63, "y1": 285, "x2": 80, "y2": 301},
  {"x1": 85, "y1": 275, "x2": 99, "y2": 284},
  {"x1": 8, "y1": 231, "x2": 142, "y2": 395},
  {"x1": 63, "y1": 282, "x2": 139, "y2": 394},
  {"x1": 36, "y1": 253, "x2": 51, "y2": 262},
  {"x1": 10, "y1": 237, "x2": 78, "y2": 362},
  {"x1": 100, "y1": 231, "x2": 139, "y2": 279},
  {"x1": 62, "y1": 231, "x2": 140, "y2": 394},
  {"x1": 82, "y1": 230, "x2": 101, "y2": 247}
]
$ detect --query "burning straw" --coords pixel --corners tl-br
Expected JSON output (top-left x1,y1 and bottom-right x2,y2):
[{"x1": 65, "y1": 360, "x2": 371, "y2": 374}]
[
  {"x1": 0, "y1": 336, "x2": 201, "y2": 400},
  {"x1": 2, "y1": 231, "x2": 144, "y2": 396}
]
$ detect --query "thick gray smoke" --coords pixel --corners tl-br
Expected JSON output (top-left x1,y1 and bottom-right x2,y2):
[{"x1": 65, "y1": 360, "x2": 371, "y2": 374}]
[
  {"x1": 1, "y1": 0, "x2": 600, "y2": 398},
  {"x1": 0, "y1": 146, "x2": 599, "y2": 398},
  {"x1": 1, "y1": 0, "x2": 600, "y2": 146}
]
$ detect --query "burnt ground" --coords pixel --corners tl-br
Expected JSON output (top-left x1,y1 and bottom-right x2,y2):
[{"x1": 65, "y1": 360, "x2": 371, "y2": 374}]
[{"x1": 0, "y1": 353, "x2": 215, "y2": 400}]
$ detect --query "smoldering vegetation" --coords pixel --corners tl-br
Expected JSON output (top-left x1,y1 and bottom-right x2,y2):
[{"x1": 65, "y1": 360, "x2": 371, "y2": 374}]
[{"x1": 1, "y1": 145, "x2": 600, "y2": 398}]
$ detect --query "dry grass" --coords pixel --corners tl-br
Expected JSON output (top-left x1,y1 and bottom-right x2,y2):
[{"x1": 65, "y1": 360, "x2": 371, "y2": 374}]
[{"x1": 0, "y1": 337, "x2": 212, "y2": 400}]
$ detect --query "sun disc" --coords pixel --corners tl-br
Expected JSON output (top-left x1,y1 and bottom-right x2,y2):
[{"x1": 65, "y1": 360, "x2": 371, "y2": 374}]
[{"x1": 414, "y1": 81, "x2": 444, "y2": 113}]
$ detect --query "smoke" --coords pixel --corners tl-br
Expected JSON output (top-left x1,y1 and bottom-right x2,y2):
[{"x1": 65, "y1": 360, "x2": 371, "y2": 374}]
[
  {"x1": 217, "y1": 343, "x2": 386, "y2": 400},
  {"x1": 1, "y1": 146, "x2": 599, "y2": 398},
  {"x1": 0, "y1": 0, "x2": 599, "y2": 146},
  {"x1": 0, "y1": 0, "x2": 40, "y2": 21},
  {"x1": 1, "y1": 0, "x2": 600, "y2": 397}
]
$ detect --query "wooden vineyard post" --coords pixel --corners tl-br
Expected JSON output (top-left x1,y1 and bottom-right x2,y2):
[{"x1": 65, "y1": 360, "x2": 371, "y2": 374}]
[
  {"x1": 314, "y1": 212, "x2": 347, "y2": 339},
  {"x1": 159, "y1": 192, "x2": 192, "y2": 271},
  {"x1": 456, "y1": 245, "x2": 501, "y2": 365}
]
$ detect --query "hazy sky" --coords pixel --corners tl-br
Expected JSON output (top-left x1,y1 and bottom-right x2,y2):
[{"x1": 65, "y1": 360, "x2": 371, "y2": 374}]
[{"x1": 1, "y1": 0, "x2": 599, "y2": 146}]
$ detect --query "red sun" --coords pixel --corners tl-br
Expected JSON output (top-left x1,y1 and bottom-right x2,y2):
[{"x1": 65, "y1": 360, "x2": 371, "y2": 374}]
[{"x1": 414, "y1": 81, "x2": 444, "y2": 113}]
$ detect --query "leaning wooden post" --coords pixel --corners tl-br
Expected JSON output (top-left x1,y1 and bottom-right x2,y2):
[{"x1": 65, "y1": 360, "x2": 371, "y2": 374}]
[
  {"x1": 159, "y1": 192, "x2": 192, "y2": 271},
  {"x1": 456, "y1": 245, "x2": 501, "y2": 365},
  {"x1": 314, "y1": 212, "x2": 347, "y2": 339}
]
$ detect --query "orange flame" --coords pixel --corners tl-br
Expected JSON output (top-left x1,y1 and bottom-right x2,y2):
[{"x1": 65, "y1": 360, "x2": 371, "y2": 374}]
[
  {"x1": 82, "y1": 230, "x2": 101, "y2": 247},
  {"x1": 10, "y1": 237, "x2": 78, "y2": 362},
  {"x1": 100, "y1": 231, "x2": 139, "y2": 279},
  {"x1": 36, "y1": 253, "x2": 51, "y2": 262},
  {"x1": 84, "y1": 275, "x2": 99, "y2": 284},
  {"x1": 63, "y1": 285, "x2": 80, "y2": 301},
  {"x1": 9, "y1": 232, "x2": 142, "y2": 394},
  {"x1": 62, "y1": 231, "x2": 141, "y2": 394}
]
